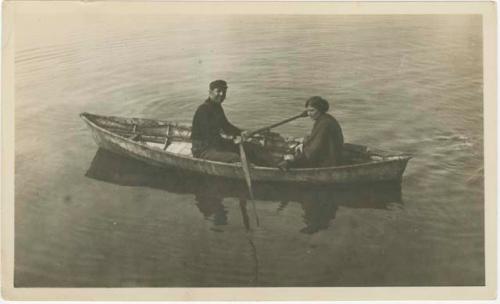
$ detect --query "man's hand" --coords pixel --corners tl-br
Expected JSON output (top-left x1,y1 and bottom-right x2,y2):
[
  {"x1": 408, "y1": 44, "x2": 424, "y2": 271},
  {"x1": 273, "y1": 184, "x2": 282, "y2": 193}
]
[
  {"x1": 240, "y1": 130, "x2": 250, "y2": 141},
  {"x1": 233, "y1": 135, "x2": 243, "y2": 144},
  {"x1": 235, "y1": 130, "x2": 252, "y2": 144}
]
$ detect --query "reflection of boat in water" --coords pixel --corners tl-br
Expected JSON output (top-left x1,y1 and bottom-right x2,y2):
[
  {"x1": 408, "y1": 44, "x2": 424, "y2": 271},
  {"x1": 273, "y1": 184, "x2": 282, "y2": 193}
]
[
  {"x1": 85, "y1": 149, "x2": 403, "y2": 233},
  {"x1": 80, "y1": 112, "x2": 411, "y2": 185}
]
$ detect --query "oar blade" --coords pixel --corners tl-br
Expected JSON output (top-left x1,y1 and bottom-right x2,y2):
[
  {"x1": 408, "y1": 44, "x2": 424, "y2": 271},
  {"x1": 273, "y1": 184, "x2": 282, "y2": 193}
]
[
  {"x1": 239, "y1": 143, "x2": 254, "y2": 199},
  {"x1": 239, "y1": 143, "x2": 259, "y2": 226}
]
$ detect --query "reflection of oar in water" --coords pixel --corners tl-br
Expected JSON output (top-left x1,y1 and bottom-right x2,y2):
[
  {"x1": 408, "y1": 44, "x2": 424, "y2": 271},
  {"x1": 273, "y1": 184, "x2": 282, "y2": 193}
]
[
  {"x1": 238, "y1": 111, "x2": 309, "y2": 226},
  {"x1": 239, "y1": 199, "x2": 251, "y2": 231},
  {"x1": 239, "y1": 198, "x2": 259, "y2": 284}
]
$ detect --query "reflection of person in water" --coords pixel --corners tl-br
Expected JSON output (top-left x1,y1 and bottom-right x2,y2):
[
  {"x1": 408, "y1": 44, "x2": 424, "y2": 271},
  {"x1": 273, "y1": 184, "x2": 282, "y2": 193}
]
[
  {"x1": 86, "y1": 148, "x2": 401, "y2": 236},
  {"x1": 195, "y1": 193, "x2": 228, "y2": 226},
  {"x1": 194, "y1": 179, "x2": 229, "y2": 226},
  {"x1": 299, "y1": 190, "x2": 338, "y2": 234}
]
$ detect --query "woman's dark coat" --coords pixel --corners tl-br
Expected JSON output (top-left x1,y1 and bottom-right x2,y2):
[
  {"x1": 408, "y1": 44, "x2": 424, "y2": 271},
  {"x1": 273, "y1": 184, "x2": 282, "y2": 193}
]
[{"x1": 294, "y1": 113, "x2": 344, "y2": 167}]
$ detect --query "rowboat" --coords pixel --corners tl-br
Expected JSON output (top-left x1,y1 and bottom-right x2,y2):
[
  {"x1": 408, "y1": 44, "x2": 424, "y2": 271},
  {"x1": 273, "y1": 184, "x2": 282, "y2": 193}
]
[{"x1": 80, "y1": 112, "x2": 411, "y2": 185}]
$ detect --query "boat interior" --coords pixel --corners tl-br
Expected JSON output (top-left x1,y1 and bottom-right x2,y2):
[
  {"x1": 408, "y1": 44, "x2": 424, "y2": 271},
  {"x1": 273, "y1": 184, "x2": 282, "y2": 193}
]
[{"x1": 83, "y1": 113, "x2": 395, "y2": 165}]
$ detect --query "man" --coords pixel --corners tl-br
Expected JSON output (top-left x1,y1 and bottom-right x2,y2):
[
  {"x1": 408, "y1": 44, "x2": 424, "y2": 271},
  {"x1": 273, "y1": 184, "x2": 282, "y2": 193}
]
[
  {"x1": 279, "y1": 96, "x2": 344, "y2": 169},
  {"x1": 191, "y1": 80, "x2": 276, "y2": 166}
]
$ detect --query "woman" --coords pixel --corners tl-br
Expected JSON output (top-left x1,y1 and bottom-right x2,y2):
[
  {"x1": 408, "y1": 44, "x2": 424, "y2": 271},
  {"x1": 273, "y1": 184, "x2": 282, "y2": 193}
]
[{"x1": 280, "y1": 96, "x2": 344, "y2": 169}]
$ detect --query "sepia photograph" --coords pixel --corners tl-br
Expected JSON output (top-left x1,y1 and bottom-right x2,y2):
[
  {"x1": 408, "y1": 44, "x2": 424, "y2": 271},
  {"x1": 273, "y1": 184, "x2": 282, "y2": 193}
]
[{"x1": 1, "y1": 1, "x2": 496, "y2": 301}]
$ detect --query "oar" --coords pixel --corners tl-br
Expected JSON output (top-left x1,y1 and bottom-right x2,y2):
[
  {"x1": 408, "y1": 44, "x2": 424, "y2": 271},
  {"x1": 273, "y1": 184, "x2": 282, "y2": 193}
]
[
  {"x1": 237, "y1": 111, "x2": 308, "y2": 225},
  {"x1": 247, "y1": 111, "x2": 308, "y2": 137},
  {"x1": 239, "y1": 199, "x2": 251, "y2": 231},
  {"x1": 238, "y1": 198, "x2": 259, "y2": 283},
  {"x1": 239, "y1": 143, "x2": 260, "y2": 226}
]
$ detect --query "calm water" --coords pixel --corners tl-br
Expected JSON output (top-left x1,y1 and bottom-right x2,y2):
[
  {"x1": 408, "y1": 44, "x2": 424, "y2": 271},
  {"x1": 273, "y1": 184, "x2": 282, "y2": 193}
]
[{"x1": 14, "y1": 15, "x2": 484, "y2": 286}]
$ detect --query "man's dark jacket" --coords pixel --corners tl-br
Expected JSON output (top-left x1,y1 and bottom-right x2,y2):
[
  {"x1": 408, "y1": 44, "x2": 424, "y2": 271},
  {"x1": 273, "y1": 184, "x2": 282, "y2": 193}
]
[{"x1": 191, "y1": 99, "x2": 241, "y2": 156}]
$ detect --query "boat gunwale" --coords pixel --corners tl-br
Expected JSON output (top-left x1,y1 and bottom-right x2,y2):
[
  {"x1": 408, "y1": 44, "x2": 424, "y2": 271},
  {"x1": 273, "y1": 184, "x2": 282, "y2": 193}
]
[{"x1": 80, "y1": 112, "x2": 412, "y2": 173}]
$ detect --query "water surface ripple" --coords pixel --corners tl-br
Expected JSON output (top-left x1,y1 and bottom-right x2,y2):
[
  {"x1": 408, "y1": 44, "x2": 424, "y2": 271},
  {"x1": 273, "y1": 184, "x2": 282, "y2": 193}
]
[{"x1": 15, "y1": 15, "x2": 483, "y2": 287}]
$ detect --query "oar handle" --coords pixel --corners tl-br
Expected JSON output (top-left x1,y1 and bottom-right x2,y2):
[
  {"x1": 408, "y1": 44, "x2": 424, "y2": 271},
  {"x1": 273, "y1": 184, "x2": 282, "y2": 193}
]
[{"x1": 247, "y1": 111, "x2": 308, "y2": 138}]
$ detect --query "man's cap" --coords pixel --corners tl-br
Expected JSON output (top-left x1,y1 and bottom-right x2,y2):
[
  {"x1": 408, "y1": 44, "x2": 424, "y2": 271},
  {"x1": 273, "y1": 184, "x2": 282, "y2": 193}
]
[{"x1": 209, "y1": 80, "x2": 228, "y2": 90}]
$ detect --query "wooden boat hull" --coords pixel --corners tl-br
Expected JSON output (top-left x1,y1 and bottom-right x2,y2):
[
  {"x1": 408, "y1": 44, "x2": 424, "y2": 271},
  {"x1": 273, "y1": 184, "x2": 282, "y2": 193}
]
[
  {"x1": 86, "y1": 148, "x2": 404, "y2": 207},
  {"x1": 80, "y1": 113, "x2": 411, "y2": 185}
]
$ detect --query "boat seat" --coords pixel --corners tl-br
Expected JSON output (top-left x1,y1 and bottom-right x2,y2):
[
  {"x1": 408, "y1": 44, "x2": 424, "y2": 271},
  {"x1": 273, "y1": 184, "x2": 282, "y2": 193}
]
[
  {"x1": 128, "y1": 134, "x2": 141, "y2": 141},
  {"x1": 165, "y1": 141, "x2": 192, "y2": 156},
  {"x1": 145, "y1": 141, "x2": 192, "y2": 156}
]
